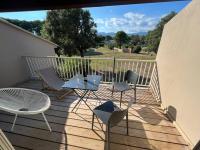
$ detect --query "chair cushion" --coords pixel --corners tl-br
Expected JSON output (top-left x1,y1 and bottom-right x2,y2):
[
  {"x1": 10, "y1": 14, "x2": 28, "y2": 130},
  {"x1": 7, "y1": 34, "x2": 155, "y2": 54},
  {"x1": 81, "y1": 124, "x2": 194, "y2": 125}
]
[
  {"x1": 93, "y1": 101, "x2": 121, "y2": 124},
  {"x1": 113, "y1": 82, "x2": 131, "y2": 92},
  {"x1": 94, "y1": 101, "x2": 115, "y2": 112}
]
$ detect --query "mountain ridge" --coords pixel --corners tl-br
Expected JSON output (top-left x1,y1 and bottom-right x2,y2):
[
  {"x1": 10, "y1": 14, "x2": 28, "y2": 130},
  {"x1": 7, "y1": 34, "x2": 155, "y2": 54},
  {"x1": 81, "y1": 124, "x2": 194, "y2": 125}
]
[{"x1": 97, "y1": 32, "x2": 147, "y2": 36}]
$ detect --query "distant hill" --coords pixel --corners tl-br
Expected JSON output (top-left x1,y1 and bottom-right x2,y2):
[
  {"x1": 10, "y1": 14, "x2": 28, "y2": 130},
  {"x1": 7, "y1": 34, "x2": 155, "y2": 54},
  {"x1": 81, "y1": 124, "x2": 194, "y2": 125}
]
[
  {"x1": 132, "y1": 32, "x2": 147, "y2": 36},
  {"x1": 98, "y1": 32, "x2": 147, "y2": 37},
  {"x1": 97, "y1": 32, "x2": 116, "y2": 37}
]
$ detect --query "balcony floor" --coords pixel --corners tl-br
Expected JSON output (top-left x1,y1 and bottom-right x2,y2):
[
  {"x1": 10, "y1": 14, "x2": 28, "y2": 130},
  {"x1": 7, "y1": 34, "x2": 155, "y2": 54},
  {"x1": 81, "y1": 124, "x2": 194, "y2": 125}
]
[{"x1": 0, "y1": 80, "x2": 189, "y2": 150}]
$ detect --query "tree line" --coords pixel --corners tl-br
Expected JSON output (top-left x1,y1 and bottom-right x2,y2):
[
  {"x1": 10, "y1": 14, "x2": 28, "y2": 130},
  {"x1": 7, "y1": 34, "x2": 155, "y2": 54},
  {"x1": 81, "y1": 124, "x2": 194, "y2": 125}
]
[
  {"x1": 1, "y1": 10, "x2": 176, "y2": 56},
  {"x1": 3, "y1": 18, "x2": 44, "y2": 36}
]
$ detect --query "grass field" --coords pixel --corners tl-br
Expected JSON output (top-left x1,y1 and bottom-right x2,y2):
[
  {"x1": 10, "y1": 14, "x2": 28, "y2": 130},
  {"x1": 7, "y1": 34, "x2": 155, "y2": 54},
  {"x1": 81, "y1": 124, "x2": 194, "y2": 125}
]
[{"x1": 84, "y1": 47, "x2": 156, "y2": 60}]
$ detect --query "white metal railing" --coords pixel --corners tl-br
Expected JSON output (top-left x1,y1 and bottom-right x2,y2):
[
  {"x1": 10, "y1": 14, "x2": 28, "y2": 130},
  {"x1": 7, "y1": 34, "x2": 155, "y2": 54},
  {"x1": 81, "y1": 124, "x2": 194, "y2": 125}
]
[
  {"x1": 23, "y1": 56, "x2": 156, "y2": 87},
  {"x1": 149, "y1": 62, "x2": 161, "y2": 101}
]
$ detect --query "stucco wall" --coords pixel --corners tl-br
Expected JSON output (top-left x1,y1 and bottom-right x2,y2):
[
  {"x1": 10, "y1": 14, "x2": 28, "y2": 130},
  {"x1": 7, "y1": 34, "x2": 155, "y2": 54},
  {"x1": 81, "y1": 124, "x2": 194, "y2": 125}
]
[
  {"x1": 0, "y1": 19, "x2": 56, "y2": 88},
  {"x1": 156, "y1": 0, "x2": 199, "y2": 147}
]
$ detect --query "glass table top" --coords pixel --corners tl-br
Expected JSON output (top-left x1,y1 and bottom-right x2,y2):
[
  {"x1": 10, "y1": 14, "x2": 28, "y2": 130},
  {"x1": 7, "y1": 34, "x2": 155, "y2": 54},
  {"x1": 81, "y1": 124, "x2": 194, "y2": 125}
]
[{"x1": 62, "y1": 75, "x2": 102, "y2": 91}]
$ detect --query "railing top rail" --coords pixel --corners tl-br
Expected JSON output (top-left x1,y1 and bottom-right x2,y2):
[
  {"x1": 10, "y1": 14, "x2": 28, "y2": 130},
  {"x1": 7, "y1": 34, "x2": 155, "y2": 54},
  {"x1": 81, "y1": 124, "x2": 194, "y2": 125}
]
[
  {"x1": 22, "y1": 56, "x2": 156, "y2": 62},
  {"x1": 22, "y1": 56, "x2": 112, "y2": 60},
  {"x1": 115, "y1": 58, "x2": 156, "y2": 62}
]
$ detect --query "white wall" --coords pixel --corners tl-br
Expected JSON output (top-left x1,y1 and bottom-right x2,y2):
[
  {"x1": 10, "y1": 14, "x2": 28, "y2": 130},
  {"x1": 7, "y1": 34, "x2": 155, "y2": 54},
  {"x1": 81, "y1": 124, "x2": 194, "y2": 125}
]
[
  {"x1": 0, "y1": 19, "x2": 56, "y2": 88},
  {"x1": 156, "y1": 0, "x2": 200, "y2": 147}
]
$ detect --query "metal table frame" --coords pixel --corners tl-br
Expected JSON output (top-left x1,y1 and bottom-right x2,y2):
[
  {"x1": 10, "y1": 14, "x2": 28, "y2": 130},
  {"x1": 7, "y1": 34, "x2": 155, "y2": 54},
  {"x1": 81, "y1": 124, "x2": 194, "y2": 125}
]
[{"x1": 62, "y1": 75, "x2": 102, "y2": 112}]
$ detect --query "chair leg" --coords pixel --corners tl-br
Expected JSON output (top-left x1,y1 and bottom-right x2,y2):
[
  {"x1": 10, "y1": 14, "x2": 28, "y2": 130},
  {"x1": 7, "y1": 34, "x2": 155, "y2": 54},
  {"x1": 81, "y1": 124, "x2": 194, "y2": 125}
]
[
  {"x1": 11, "y1": 114, "x2": 18, "y2": 131},
  {"x1": 134, "y1": 86, "x2": 137, "y2": 103},
  {"x1": 126, "y1": 111, "x2": 129, "y2": 135},
  {"x1": 92, "y1": 112, "x2": 94, "y2": 130},
  {"x1": 42, "y1": 113, "x2": 52, "y2": 132},
  {"x1": 111, "y1": 85, "x2": 114, "y2": 96},
  {"x1": 58, "y1": 90, "x2": 73, "y2": 100},
  {"x1": 106, "y1": 124, "x2": 110, "y2": 150},
  {"x1": 120, "y1": 91, "x2": 123, "y2": 107}
]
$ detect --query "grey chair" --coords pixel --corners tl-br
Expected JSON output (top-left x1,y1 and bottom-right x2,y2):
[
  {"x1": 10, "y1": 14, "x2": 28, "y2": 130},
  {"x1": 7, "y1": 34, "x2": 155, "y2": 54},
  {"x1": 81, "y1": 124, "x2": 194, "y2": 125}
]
[
  {"x1": 112, "y1": 70, "x2": 138, "y2": 107},
  {"x1": 92, "y1": 100, "x2": 133, "y2": 150}
]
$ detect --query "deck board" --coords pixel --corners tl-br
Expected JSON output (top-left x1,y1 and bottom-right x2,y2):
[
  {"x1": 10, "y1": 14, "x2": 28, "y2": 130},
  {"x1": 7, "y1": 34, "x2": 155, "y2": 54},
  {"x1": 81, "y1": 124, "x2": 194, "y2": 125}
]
[{"x1": 0, "y1": 80, "x2": 189, "y2": 150}]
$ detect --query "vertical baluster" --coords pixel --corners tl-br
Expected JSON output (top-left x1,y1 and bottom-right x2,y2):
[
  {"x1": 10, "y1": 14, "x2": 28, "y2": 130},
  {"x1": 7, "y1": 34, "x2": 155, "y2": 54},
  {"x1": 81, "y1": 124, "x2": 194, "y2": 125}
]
[
  {"x1": 141, "y1": 61, "x2": 147, "y2": 86},
  {"x1": 145, "y1": 62, "x2": 152, "y2": 86},
  {"x1": 122, "y1": 61, "x2": 127, "y2": 82},
  {"x1": 97, "y1": 59, "x2": 99, "y2": 76},
  {"x1": 42, "y1": 57, "x2": 46, "y2": 69},
  {"x1": 64, "y1": 58, "x2": 68, "y2": 80},
  {"x1": 27, "y1": 57, "x2": 34, "y2": 78},
  {"x1": 64, "y1": 57, "x2": 68, "y2": 79},
  {"x1": 75, "y1": 57, "x2": 78, "y2": 75},
  {"x1": 69, "y1": 58, "x2": 72, "y2": 77},
  {"x1": 67, "y1": 57, "x2": 72, "y2": 78},
  {"x1": 80, "y1": 58, "x2": 83, "y2": 75},
  {"x1": 51, "y1": 57, "x2": 55, "y2": 69},
  {"x1": 58, "y1": 57, "x2": 63, "y2": 78},
  {"x1": 91, "y1": 58, "x2": 94, "y2": 75},
  {"x1": 102, "y1": 59, "x2": 105, "y2": 82},
  {"x1": 58, "y1": 57, "x2": 62, "y2": 79},
  {"x1": 149, "y1": 63, "x2": 156, "y2": 89},
  {"x1": 115, "y1": 60, "x2": 118, "y2": 82},
  {"x1": 52, "y1": 57, "x2": 58, "y2": 75},
  {"x1": 87, "y1": 58, "x2": 90, "y2": 75},
  {"x1": 26, "y1": 57, "x2": 34, "y2": 78},
  {"x1": 84, "y1": 57, "x2": 87, "y2": 76},
  {"x1": 138, "y1": 62, "x2": 143, "y2": 86},
  {"x1": 108, "y1": 59, "x2": 111, "y2": 83},
  {"x1": 71, "y1": 58, "x2": 74, "y2": 77},
  {"x1": 34, "y1": 57, "x2": 39, "y2": 74},
  {"x1": 131, "y1": 61, "x2": 135, "y2": 72},
  {"x1": 63, "y1": 57, "x2": 67, "y2": 79},
  {"x1": 47, "y1": 57, "x2": 51, "y2": 68},
  {"x1": 55, "y1": 57, "x2": 59, "y2": 76},
  {"x1": 119, "y1": 61, "x2": 122, "y2": 82},
  {"x1": 100, "y1": 59, "x2": 103, "y2": 81},
  {"x1": 94, "y1": 59, "x2": 96, "y2": 75},
  {"x1": 104, "y1": 60, "x2": 107, "y2": 82},
  {"x1": 135, "y1": 61, "x2": 139, "y2": 84},
  {"x1": 77, "y1": 58, "x2": 81, "y2": 75},
  {"x1": 73, "y1": 58, "x2": 76, "y2": 75},
  {"x1": 31, "y1": 57, "x2": 38, "y2": 78},
  {"x1": 128, "y1": 61, "x2": 131, "y2": 70}
]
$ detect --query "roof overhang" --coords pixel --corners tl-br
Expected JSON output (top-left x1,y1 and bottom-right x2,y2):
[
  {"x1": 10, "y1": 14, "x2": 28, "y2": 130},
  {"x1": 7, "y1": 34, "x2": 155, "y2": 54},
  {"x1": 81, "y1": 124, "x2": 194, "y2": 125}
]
[{"x1": 0, "y1": 0, "x2": 188, "y2": 12}]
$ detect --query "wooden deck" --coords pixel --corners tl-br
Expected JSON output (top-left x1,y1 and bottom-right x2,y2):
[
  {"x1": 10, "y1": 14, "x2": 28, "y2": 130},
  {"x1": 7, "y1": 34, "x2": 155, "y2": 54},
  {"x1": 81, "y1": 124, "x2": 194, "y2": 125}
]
[{"x1": 0, "y1": 80, "x2": 189, "y2": 150}]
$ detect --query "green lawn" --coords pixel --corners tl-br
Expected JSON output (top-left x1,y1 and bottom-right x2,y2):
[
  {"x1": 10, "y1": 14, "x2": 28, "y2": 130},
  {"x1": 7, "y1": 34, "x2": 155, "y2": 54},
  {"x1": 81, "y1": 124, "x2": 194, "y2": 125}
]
[{"x1": 84, "y1": 47, "x2": 156, "y2": 60}]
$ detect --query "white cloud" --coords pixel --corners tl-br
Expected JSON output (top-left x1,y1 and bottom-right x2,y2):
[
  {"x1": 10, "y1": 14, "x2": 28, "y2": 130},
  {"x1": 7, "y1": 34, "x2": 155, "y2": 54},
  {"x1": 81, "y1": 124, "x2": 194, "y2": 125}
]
[{"x1": 95, "y1": 12, "x2": 162, "y2": 33}]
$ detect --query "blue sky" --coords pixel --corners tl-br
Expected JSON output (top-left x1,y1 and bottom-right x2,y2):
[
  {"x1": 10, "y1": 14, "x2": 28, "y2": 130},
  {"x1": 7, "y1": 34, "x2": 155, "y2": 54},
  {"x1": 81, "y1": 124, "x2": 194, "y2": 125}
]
[{"x1": 0, "y1": 1, "x2": 191, "y2": 33}]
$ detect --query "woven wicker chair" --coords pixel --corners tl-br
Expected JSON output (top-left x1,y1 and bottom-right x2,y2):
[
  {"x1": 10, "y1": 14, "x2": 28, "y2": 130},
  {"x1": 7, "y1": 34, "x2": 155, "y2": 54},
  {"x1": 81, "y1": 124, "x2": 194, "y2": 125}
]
[{"x1": 0, "y1": 88, "x2": 51, "y2": 131}]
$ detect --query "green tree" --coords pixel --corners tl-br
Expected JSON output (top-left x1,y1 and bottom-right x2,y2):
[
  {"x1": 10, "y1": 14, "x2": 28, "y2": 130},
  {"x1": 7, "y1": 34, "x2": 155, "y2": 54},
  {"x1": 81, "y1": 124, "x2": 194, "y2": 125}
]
[
  {"x1": 2, "y1": 18, "x2": 44, "y2": 35},
  {"x1": 132, "y1": 45, "x2": 142, "y2": 53},
  {"x1": 105, "y1": 35, "x2": 113, "y2": 41},
  {"x1": 130, "y1": 35, "x2": 140, "y2": 46},
  {"x1": 146, "y1": 12, "x2": 176, "y2": 53},
  {"x1": 43, "y1": 9, "x2": 97, "y2": 57},
  {"x1": 95, "y1": 35, "x2": 105, "y2": 47},
  {"x1": 114, "y1": 31, "x2": 129, "y2": 49}
]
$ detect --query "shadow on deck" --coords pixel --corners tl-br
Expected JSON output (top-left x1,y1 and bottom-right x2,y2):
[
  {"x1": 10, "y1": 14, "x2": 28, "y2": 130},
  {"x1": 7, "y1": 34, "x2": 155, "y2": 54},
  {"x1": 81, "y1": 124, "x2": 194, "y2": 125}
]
[{"x1": 0, "y1": 80, "x2": 189, "y2": 150}]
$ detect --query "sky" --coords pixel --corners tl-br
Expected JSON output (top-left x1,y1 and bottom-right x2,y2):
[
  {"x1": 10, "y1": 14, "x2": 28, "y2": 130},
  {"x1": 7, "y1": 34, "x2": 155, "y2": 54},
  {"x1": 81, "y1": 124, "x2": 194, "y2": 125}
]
[{"x1": 0, "y1": 1, "x2": 191, "y2": 34}]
